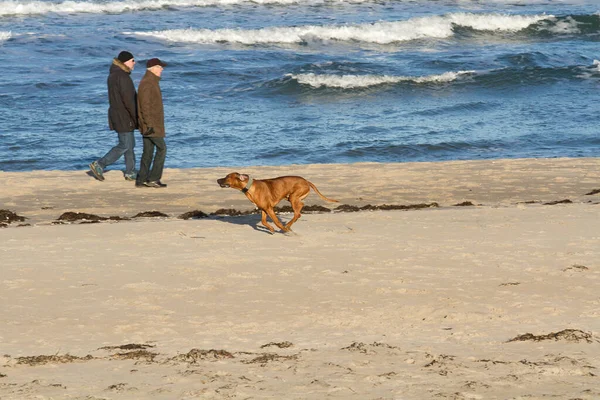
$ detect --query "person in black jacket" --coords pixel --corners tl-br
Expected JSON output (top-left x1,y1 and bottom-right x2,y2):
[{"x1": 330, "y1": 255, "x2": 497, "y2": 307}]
[{"x1": 89, "y1": 51, "x2": 138, "y2": 181}]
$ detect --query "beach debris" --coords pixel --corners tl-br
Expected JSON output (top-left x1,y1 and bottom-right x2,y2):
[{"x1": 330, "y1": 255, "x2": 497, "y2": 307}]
[
  {"x1": 110, "y1": 350, "x2": 159, "y2": 362},
  {"x1": 99, "y1": 344, "x2": 155, "y2": 351},
  {"x1": 463, "y1": 381, "x2": 491, "y2": 390},
  {"x1": 212, "y1": 208, "x2": 256, "y2": 216},
  {"x1": 107, "y1": 383, "x2": 128, "y2": 391},
  {"x1": 507, "y1": 329, "x2": 595, "y2": 343},
  {"x1": 424, "y1": 354, "x2": 456, "y2": 368},
  {"x1": 242, "y1": 353, "x2": 298, "y2": 365},
  {"x1": 341, "y1": 342, "x2": 399, "y2": 355},
  {"x1": 48, "y1": 202, "x2": 445, "y2": 226},
  {"x1": 260, "y1": 341, "x2": 294, "y2": 349},
  {"x1": 302, "y1": 204, "x2": 332, "y2": 212},
  {"x1": 58, "y1": 212, "x2": 107, "y2": 222},
  {"x1": 563, "y1": 264, "x2": 589, "y2": 272},
  {"x1": 453, "y1": 201, "x2": 477, "y2": 206},
  {"x1": 169, "y1": 349, "x2": 234, "y2": 363},
  {"x1": 585, "y1": 189, "x2": 600, "y2": 195},
  {"x1": 423, "y1": 354, "x2": 457, "y2": 376},
  {"x1": 378, "y1": 203, "x2": 438, "y2": 210},
  {"x1": 99, "y1": 344, "x2": 158, "y2": 362},
  {"x1": 133, "y1": 211, "x2": 169, "y2": 218},
  {"x1": 0, "y1": 209, "x2": 26, "y2": 224},
  {"x1": 499, "y1": 282, "x2": 521, "y2": 286},
  {"x1": 336, "y1": 203, "x2": 439, "y2": 212},
  {"x1": 56, "y1": 212, "x2": 129, "y2": 223},
  {"x1": 274, "y1": 204, "x2": 332, "y2": 213},
  {"x1": 543, "y1": 199, "x2": 572, "y2": 205},
  {"x1": 178, "y1": 210, "x2": 209, "y2": 219},
  {"x1": 335, "y1": 204, "x2": 361, "y2": 212},
  {"x1": 57, "y1": 211, "x2": 108, "y2": 222},
  {"x1": 16, "y1": 354, "x2": 94, "y2": 366}
]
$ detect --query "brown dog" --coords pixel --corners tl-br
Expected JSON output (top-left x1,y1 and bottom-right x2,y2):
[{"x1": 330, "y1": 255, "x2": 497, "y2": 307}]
[{"x1": 217, "y1": 172, "x2": 338, "y2": 233}]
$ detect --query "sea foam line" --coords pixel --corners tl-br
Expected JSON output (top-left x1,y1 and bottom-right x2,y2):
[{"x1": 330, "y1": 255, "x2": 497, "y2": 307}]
[
  {"x1": 128, "y1": 13, "x2": 551, "y2": 45},
  {"x1": 289, "y1": 71, "x2": 475, "y2": 89},
  {"x1": 0, "y1": 30, "x2": 11, "y2": 41},
  {"x1": 0, "y1": 0, "x2": 376, "y2": 16}
]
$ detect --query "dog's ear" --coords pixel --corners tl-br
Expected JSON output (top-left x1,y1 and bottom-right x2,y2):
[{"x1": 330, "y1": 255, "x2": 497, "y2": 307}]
[{"x1": 239, "y1": 174, "x2": 249, "y2": 182}]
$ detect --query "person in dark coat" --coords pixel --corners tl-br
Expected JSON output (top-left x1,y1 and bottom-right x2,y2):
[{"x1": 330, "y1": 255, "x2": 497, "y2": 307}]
[
  {"x1": 136, "y1": 58, "x2": 168, "y2": 188},
  {"x1": 89, "y1": 51, "x2": 138, "y2": 181}
]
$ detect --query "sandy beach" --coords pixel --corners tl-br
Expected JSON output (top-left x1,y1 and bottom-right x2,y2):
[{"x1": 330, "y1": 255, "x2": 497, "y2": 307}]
[{"x1": 1, "y1": 158, "x2": 600, "y2": 399}]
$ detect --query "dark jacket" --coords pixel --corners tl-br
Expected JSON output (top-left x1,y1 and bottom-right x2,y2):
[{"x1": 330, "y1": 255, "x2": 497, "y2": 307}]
[
  {"x1": 137, "y1": 70, "x2": 165, "y2": 138},
  {"x1": 107, "y1": 59, "x2": 137, "y2": 133}
]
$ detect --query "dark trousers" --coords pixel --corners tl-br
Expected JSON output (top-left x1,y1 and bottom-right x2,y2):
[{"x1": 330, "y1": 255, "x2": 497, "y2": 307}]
[{"x1": 137, "y1": 137, "x2": 166, "y2": 183}]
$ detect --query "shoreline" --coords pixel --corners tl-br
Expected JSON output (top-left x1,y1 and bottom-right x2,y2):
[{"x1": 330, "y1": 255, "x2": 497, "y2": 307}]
[{"x1": 2, "y1": 157, "x2": 600, "y2": 227}]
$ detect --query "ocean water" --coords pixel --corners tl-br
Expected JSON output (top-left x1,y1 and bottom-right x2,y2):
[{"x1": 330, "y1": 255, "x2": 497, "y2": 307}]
[{"x1": 0, "y1": 0, "x2": 599, "y2": 172}]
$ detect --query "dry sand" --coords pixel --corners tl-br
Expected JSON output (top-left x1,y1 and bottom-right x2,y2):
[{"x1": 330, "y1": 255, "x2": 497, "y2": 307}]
[{"x1": 1, "y1": 158, "x2": 600, "y2": 399}]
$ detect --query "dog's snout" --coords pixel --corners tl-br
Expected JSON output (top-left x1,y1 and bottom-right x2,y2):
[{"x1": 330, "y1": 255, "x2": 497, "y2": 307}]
[{"x1": 217, "y1": 177, "x2": 229, "y2": 188}]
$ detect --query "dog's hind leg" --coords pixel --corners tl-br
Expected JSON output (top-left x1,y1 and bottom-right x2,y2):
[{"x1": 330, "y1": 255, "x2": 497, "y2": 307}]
[
  {"x1": 285, "y1": 200, "x2": 303, "y2": 230},
  {"x1": 285, "y1": 192, "x2": 309, "y2": 230}
]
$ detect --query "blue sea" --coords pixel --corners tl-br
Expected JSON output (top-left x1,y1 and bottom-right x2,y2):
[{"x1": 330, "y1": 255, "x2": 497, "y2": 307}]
[{"x1": 0, "y1": 0, "x2": 599, "y2": 172}]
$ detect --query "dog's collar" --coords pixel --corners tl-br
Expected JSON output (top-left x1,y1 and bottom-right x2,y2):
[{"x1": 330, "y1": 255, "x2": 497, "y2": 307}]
[{"x1": 241, "y1": 177, "x2": 253, "y2": 193}]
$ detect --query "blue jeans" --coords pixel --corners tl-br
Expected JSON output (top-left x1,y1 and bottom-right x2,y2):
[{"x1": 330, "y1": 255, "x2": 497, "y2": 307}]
[
  {"x1": 98, "y1": 131, "x2": 136, "y2": 175},
  {"x1": 137, "y1": 137, "x2": 167, "y2": 183}
]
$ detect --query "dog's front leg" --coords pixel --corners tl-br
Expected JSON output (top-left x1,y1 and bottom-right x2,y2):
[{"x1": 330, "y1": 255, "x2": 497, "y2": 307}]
[
  {"x1": 265, "y1": 208, "x2": 289, "y2": 233},
  {"x1": 261, "y1": 210, "x2": 275, "y2": 233}
]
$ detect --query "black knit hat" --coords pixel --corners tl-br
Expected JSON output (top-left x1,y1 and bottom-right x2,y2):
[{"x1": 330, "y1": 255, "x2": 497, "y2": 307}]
[{"x1": 117, "y1": 51, "x2": 134, "y2": 63}]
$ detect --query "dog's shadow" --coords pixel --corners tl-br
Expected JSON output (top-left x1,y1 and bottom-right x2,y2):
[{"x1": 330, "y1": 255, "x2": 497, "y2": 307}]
[{"x1": 211, "y1": 213, "x2": 293, "y2": 235}]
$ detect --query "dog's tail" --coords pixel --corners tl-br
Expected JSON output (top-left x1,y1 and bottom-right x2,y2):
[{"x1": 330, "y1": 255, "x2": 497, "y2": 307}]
[{"x1": 308, "y1": 181, "x2": 339, "y2": 203}]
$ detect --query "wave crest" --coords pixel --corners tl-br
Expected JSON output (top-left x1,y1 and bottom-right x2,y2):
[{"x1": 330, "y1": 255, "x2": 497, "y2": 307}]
[
  {"x1": 289, "y1": 71, "x2": 475, "y2": 89},
  {"x1": 0, "y1": 0, "x2": 385, "y2": 16},
  {"x1": 128, "y1": 13, "x2": 552, "y2": 45},
  {"x1": 0, "y1": 30, "x2": 11, "y2": 41}
]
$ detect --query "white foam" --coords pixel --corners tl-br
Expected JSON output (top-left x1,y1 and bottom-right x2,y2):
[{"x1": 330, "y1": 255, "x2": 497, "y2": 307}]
[
  {"x1": 289, "y1": 71, "x2": 475, "y2": 89},
  {"x1": 0, "y1": 0, "x2": 378, "y2": 16},
  {"x1": 0, "y1": 31, "x2": 11, "y2": 42},
  {"x1": 0, "y1": 0, "x2": 233, "y2": 16},
  {"x1": 128, "y1": 13, "x2": 551, "y2": 45}
]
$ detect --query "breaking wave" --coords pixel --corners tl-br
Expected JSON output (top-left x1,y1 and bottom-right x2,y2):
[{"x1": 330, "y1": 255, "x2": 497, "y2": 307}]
[
  {"x1": 0, "y1": 30, "x2": 10, "y2": 42},
  {"x1": 0, "y1": 0, "x2": 388, "y2": 16},
  {"x1": 288, "y1": 71, "x2": 475, "y2": 89},
  {"x1": 128, "y1": 13, "x2": 552, "y2": 45}
]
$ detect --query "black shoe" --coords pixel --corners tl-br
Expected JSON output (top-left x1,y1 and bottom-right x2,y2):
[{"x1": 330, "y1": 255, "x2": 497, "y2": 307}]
[
  {"x1": 135, "y1": 182, "x2": 147, "y2": 188},
  {"x1": 144, "y1": 181, "x2": 167, "y2": 188}
]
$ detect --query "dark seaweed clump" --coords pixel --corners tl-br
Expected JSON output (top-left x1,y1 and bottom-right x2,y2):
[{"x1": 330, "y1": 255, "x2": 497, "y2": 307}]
[
  {"x1": 0, "y1": 209, "x2": 26, "y2": 225},
  {"x1": 508, "y1": 329, "x2": 595, "y2": 343},
  {"x1": 179, "y1": 210, "x2": 209, "y2": 220},
  {"x1": 133, "y1": 211, "x2": 169, "y2": 218}
]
